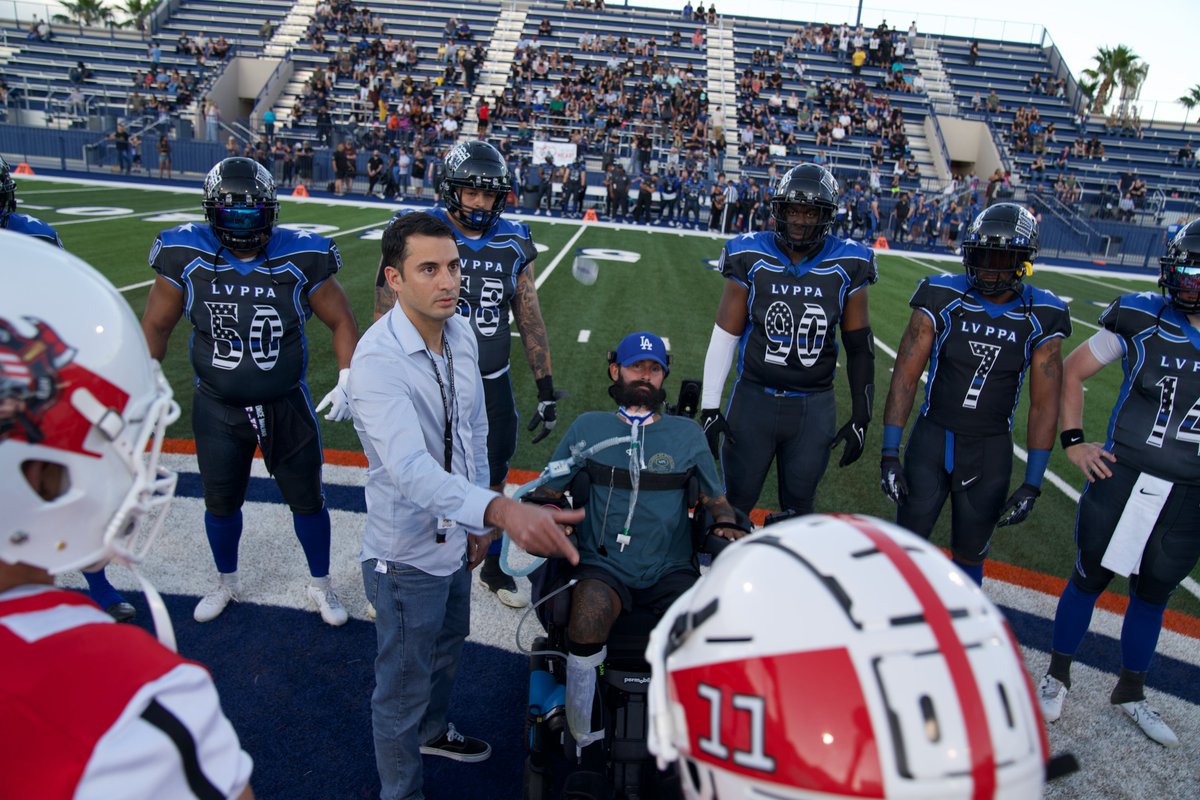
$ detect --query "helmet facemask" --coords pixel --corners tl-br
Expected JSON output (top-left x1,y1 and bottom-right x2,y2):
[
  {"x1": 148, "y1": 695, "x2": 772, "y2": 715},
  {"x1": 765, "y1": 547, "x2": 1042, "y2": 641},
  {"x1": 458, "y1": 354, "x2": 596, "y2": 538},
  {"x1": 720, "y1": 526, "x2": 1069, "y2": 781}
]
[
  {"x1": 1159, "y1": 232, "x2": 1200, "y2": 314},
  {"x1": 771, "y1": 199, "x2": 835, "y2": 254},
  {"x1": 443, "y1": 180, "x2": 507, "y2": 232},
  {"x1": 963, "y1": 243, "x2": 1033, "y2": 297},
  {"x1": 202, "y1": 158, "x2": 279, "y2": 251}
]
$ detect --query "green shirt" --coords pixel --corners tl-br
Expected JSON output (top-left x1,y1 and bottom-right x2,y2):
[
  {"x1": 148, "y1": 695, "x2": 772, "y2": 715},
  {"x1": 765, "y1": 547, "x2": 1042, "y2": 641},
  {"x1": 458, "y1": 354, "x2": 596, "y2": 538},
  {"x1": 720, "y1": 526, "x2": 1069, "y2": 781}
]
[{"x1": 546, "y1": 412, "x2": 721, "y2": 588}]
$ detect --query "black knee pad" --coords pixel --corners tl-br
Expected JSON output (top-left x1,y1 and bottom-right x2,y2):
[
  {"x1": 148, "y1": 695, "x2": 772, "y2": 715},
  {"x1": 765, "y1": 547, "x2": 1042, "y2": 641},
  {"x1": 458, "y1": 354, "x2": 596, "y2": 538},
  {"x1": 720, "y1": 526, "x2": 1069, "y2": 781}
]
[
  {"x1": 1129, "y1": 574, "x2": 1175, "y2": 607},
  {"x1": 1069, "y1": 567, "x2": 1110, "y2": 596},
  {"x1": 204, "y1": 493, "x2": 243, "y2": 518}
]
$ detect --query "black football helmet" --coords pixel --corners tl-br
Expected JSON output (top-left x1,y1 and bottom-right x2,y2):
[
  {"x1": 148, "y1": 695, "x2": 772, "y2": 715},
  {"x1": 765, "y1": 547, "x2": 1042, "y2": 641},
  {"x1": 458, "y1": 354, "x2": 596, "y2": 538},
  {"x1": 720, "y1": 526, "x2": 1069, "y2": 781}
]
[
  {"x1": 202, "y1": 157, "x2": 279, "y2": 251},
  {"x1": 0, "y1": 155, "x2": 16, "y2": 225},
  {"x1": 770, "y1": 163, "x2": 839, "y2": 253},
  {"x1": 1160, "y1": 219, "x2": 1200, "y2": 314},
  {"x1": 439, "y1": 141, "x2": 512, "y2": 232},
  {"x1": 961, "y1": 203, "x2": 1039, "y2": 296}
]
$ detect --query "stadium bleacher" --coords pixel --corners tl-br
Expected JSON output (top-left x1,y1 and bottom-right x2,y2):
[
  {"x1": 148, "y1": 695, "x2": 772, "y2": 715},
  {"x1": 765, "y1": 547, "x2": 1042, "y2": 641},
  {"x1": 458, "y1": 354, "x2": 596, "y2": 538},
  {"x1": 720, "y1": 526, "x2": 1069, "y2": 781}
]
[{"x1": 1, "y1": 0, "x2": 1195, "y2": 265}]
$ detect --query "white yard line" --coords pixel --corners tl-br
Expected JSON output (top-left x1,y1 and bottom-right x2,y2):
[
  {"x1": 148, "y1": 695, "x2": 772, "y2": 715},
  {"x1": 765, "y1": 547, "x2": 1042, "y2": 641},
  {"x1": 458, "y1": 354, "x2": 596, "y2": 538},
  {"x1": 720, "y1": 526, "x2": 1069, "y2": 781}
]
[{"x1": 53, "y1": 206, "x2": 197, "y2": 225}]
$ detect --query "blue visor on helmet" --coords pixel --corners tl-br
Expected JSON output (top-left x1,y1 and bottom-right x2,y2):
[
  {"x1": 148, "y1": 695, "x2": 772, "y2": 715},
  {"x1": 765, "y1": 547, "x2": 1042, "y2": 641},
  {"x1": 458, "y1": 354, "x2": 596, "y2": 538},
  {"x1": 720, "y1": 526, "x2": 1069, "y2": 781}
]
[{"x1": 214, "y1": 205, "x2": 271, "y2": 232}]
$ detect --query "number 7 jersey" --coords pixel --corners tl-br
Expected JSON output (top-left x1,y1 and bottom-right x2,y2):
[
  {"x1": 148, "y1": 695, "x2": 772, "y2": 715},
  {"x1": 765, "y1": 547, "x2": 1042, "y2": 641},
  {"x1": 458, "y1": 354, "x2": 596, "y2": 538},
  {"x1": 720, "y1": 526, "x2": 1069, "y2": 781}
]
[
  {"x1": 149, "y1": 223, "x2": 341, "y2": 406},
  {"x1": 911, "y1": 274, "x2": 1071, "y2": 436},
  {"x1": 1100, "y1": 292, "x2": 1200, "y2": 485}
]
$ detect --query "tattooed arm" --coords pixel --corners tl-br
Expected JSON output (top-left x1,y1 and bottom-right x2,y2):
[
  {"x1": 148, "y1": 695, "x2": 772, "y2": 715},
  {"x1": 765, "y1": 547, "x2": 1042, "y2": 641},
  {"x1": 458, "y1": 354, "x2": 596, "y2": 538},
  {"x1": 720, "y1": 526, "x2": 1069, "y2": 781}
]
[
  {"x1": 699, "y1": 491, "x2": 747, "y2": 540},
  {"x1": 511, "y1": 264, "x2": 552, "y2": 380},
  {"x1": 1027, "y1": 336, "x2": 1063, "y2": 451},
  {"x1": 882, "y1": 310, "x2": 935, "y2": 428},
  {"x1": 373, "y1": 254, "x2": 396, "y2": 322}
]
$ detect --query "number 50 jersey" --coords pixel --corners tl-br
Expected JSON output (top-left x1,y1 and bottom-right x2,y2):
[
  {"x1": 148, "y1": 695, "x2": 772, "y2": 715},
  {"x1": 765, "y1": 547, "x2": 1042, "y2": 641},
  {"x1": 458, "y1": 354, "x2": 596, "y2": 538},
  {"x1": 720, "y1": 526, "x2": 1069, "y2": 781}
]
[
  {"x1": 150, "y1": 223, "x2": 341, "y2": 406},
  {"x1": 912, "y1": 274, "x2": 1071, "y2": 437}
]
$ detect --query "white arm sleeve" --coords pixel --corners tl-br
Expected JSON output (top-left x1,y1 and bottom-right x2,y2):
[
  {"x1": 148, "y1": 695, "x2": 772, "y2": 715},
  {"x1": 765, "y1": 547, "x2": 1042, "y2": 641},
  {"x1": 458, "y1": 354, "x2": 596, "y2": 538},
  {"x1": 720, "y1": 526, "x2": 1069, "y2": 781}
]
[
  {"x1": 1085, "y1": 328, "x2": 1124, "y2": 366},
  {"x1": 702, "y1": 323, "x2": 740, "y2": 408},
  {"x1": 78, "y1": 663, "x2": 253, "y2": 800}
]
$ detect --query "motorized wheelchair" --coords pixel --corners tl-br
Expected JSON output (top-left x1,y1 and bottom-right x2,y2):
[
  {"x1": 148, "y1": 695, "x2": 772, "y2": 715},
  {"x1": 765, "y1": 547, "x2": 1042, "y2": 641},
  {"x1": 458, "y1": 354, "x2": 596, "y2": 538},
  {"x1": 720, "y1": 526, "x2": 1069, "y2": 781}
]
[{"x1": 519, "y1": 436, "x2": 740, "y2": 800}]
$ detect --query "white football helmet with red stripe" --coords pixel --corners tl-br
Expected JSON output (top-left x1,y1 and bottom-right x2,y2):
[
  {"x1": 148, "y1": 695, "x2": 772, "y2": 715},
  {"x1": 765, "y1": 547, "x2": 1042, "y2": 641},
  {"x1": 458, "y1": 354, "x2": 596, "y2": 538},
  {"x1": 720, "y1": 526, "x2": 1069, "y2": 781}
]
[
  {"x1": 647, "y1": 513, "x2": 1047, "y2": 800},
  {"x1": 0, "y1": 230, "x2": 180, "y2": 575}
]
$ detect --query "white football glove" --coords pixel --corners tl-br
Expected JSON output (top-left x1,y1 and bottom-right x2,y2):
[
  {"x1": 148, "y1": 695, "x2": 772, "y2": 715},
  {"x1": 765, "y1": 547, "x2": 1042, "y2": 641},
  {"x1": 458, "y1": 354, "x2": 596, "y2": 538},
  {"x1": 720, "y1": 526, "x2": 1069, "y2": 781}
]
[{"x1": 315, "y1": 368, "x2": 352, "y2": 421}]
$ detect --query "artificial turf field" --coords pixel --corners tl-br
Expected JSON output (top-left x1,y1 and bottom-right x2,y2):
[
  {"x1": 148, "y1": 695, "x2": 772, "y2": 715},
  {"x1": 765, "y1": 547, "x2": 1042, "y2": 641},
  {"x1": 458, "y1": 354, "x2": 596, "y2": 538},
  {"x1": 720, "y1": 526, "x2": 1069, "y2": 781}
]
[{"x1": 17, "y1": 175, "x2": 1199, "y2": 620}]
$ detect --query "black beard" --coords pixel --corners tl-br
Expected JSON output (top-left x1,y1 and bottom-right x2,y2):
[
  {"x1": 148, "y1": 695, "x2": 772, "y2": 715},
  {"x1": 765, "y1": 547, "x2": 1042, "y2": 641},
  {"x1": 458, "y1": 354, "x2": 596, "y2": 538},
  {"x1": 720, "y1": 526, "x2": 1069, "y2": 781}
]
[{"x1": 608, "y1": 376, "x2": 666, "y2": 412}]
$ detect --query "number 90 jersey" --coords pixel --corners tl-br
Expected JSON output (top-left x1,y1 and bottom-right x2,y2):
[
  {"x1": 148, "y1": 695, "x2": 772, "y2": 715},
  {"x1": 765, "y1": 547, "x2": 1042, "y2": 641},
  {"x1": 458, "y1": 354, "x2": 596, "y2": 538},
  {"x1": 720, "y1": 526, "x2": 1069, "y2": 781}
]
[
  {"x1": 1100, "y1": 292, "x2": 1200, "y2": 485},
  {"x1": 721, "y1": 232, "x2": 877, "y2": 393},
  {"x1": 912, "y1": 274, "x2": 1070, "y2": 437},
  {"x1": 425, "y1": 208, "x2": 538, "y2": 376},
  {"x1": 149, "y1": 223, "x2": 341, "y2": 406}
]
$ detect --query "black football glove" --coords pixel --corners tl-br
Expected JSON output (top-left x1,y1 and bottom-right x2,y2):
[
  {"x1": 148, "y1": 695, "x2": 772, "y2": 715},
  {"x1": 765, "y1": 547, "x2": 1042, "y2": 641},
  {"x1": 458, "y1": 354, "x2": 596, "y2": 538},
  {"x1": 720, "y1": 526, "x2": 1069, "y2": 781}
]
[
  {"x1": 830, "y1": 418, "x2": 868, "y2": 467},
  {"x1": 699, "y1": 408, "x2": 734, "y2": 457},
  {"x1": 997, "y1": 483, "x2": 1041, "y2": 527},
  {"x1": 880, "y1": 455, "x2": 908, "y2": 505},
  {"x1": 528, "y1": 377, "x2": 558, "y2": 444}
]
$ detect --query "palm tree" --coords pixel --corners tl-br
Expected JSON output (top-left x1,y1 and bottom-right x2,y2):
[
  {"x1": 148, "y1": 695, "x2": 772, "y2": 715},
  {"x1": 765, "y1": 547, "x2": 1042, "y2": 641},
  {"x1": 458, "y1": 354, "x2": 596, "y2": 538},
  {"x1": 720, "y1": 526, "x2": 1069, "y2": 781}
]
[
  {"x1": 1179, "y1": 84, "x2": 1200, "y2": 130},
  {"x1": 52, "y1": 0, "x2": 115, "y2": 30},
  {"x1": 116, "y1": 0, "x2": 158, "y2": 34},
  {"x1": 1080, "y1": 45, "x2": 1147, "y2": 116}
]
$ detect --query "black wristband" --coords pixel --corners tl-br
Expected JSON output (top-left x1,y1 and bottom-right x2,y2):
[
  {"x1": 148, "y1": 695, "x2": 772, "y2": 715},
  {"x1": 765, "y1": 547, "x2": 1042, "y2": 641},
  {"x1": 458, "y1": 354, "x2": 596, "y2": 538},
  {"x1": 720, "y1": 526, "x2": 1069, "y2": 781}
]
[
  {"x1": 535, "y1": 375, "x2": 555, "y2": 402},
  {"x1": 1060, "y1": 428, "x2": 1085, "y2": 449}
]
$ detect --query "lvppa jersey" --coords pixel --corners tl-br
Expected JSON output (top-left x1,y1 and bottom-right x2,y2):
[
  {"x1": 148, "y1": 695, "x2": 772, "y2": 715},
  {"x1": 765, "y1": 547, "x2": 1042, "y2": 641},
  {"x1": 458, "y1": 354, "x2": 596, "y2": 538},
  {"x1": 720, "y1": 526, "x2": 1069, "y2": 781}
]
[
  {"x1": 720, "y1": 232, "x2": 877, "y2": 392},
  {"x1": 911, "y1": 274, "x2": 1071, "y2": 437},
  {"x1": 431, "y1": 207, "x2": 537, "y2": 377},
  {"x1": 150, "y1": 223, "x2": 341, "y2": 406},
  {"x1": 1100, "y1": 292, "x2": 1200, "y2": 485},
  {"x1": 381, "y1": 208, "x2": 538, "y2": 377},
  {"x1": 3, "y1": 212, "x2": 63, "y2": 248}
]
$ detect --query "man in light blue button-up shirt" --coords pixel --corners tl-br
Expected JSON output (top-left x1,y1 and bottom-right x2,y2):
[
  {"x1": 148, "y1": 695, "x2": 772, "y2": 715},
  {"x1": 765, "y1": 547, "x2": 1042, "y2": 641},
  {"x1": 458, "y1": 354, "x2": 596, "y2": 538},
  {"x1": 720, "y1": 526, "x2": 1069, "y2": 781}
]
[{"x1": 349, "y1": 212, "x2": 580, "y2": 800}]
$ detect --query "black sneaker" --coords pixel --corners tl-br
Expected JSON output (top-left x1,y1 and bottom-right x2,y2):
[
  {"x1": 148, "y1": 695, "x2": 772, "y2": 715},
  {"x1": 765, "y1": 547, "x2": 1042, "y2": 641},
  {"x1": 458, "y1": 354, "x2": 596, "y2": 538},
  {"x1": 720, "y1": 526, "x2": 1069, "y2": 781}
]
[
  {"x1": 480, "y1": 555, "x2": 527, "y2": 608},
  {"x1": 105, "y1": 602, "x2": 136, "y2": 623},
  {"x1": 420, "y1": 723, "x2": 491, "y2": 762}
]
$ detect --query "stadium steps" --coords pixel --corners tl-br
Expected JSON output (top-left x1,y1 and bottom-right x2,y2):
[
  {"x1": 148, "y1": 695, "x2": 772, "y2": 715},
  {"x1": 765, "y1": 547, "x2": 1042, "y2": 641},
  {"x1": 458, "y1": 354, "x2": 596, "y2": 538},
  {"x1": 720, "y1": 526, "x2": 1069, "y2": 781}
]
[
  {"x1": 912, "y1": 42, "x2": 954, "y2": 115},
  {"x1": 0, "y1": 41, "x2": 21, "y2": 67},
  {"x1": 903, "y1": 122, "x2": 939, "y2": 181},
  {"x1": 264, "y1": 0, "x2": 318, "y2": 58},
  {"x1": 705, "y1": 23, "x2": 740, "y2": 171},
  {"x1": 461, "y1": 4, "x2": 528, "y2": 136}
]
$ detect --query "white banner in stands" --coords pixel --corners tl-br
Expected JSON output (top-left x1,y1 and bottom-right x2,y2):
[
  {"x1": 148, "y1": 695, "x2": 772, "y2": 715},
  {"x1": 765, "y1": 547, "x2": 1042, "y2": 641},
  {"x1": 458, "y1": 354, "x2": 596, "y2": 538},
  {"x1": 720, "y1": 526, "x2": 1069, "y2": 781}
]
[{"x1": 532, "y1": 141, "x2": 578, "y2": 166}]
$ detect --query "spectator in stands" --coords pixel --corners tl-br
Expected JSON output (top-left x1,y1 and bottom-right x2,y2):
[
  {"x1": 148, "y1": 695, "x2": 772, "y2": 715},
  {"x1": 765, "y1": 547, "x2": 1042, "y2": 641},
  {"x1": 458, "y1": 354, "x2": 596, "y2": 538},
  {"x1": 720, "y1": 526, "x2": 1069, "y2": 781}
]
[
  {"x1": 683, "y1": 1, "x2": 693, "y2": 18},
  {"x1": 986, "y1": 88, "x2": 1000, "y2": 114},
  {"x1": 107, "y1": 123, "x2": 133, "y2": 175},
  {"x1": 68, "y1": 61, "x2": 91, "y2": 84},
  {"x1": 1030, "y1": 155, "x2": 1046, "y2": 187},
  {"x1": 410, "y1": 146, "x2": 427, "y2": 199},
  {"x1": 1177, "y1": 142, "x2": 1196, "y2": 168},
  {"x1": 204, "y1": 100, "x2": 220, "y2": 142},
  {"x1": 968, "y1": 40, "x2": 979, "y2": 66},
  {"x1": 67, "y1": 85, "x2": 85, "y2": 116},
  {"x1": 851, "y1": 46, "x2": 866, "y2": 75},
  {"x1": 298, "y1": 142, "x2": 315, "y2": 188},
  {"x1": 1118, "y1": 193, "x2": 1136, "y2": 222},
  {"x1": 35, "y1": 18, "x2": 51, "y2": 42},
  {"x1": 176, "y1": 31, "x2": 191, "y2": 54},
  {"x1": 259, "y1": 19, "x2": 274, "y2": 42},
  {"x1": 157, "y1": 135, "x2": 171, "y2": 180}
]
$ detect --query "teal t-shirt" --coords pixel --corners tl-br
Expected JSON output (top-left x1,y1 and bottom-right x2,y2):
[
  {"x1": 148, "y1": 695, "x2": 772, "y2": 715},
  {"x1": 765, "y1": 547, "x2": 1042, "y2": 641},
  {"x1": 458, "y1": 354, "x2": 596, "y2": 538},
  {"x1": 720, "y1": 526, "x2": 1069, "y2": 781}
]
[{"x1": 546, "y1": 412, "x2": 721, "y2": 588}]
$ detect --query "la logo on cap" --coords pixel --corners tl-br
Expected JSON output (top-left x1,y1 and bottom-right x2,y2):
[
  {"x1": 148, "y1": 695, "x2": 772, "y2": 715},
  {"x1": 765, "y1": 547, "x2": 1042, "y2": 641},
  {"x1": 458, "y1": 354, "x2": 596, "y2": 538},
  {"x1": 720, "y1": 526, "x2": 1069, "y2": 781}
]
[{"x1": 640, "y1": 336, "x2": 653, "y2": 350}]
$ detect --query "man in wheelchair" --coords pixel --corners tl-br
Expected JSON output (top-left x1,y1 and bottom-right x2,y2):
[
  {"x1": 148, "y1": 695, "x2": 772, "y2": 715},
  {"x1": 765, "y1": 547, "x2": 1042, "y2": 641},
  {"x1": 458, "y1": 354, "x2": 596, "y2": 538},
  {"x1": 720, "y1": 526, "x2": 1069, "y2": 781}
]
[{"x1": 524, "y1": 331, "x2": 746, "y2": 798}]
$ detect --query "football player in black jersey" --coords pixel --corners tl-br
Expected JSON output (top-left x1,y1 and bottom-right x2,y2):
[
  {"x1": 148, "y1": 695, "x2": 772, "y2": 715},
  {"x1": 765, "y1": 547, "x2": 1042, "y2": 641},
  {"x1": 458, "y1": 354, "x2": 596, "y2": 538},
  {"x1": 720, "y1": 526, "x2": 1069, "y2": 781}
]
[
  {"x1": 1038, "y1": 219, "x2": 1200, "y2": 748},
  {"x1": 374, "y1": 141, "x2": 557, "y2": 608},
  {"x1": 700, "y1": 163, "x2": 877, "y2": 516},
  {"x1": 0, "y1": 155, "x2": 62, "y2": 247},
  {"x1": 140, "y1": 157, "x2": 360, "y2": 626},
  {"x1": 878, "y1": 203, "x2": 1070, "y2": 585}
]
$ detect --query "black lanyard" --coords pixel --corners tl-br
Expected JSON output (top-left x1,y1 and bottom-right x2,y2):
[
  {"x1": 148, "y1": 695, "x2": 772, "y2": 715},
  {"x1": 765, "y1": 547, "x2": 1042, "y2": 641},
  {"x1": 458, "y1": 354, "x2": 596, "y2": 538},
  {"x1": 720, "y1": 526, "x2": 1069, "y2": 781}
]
[{"x1": 425, "y1": 334, "x2": 456, "y2": 542}]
